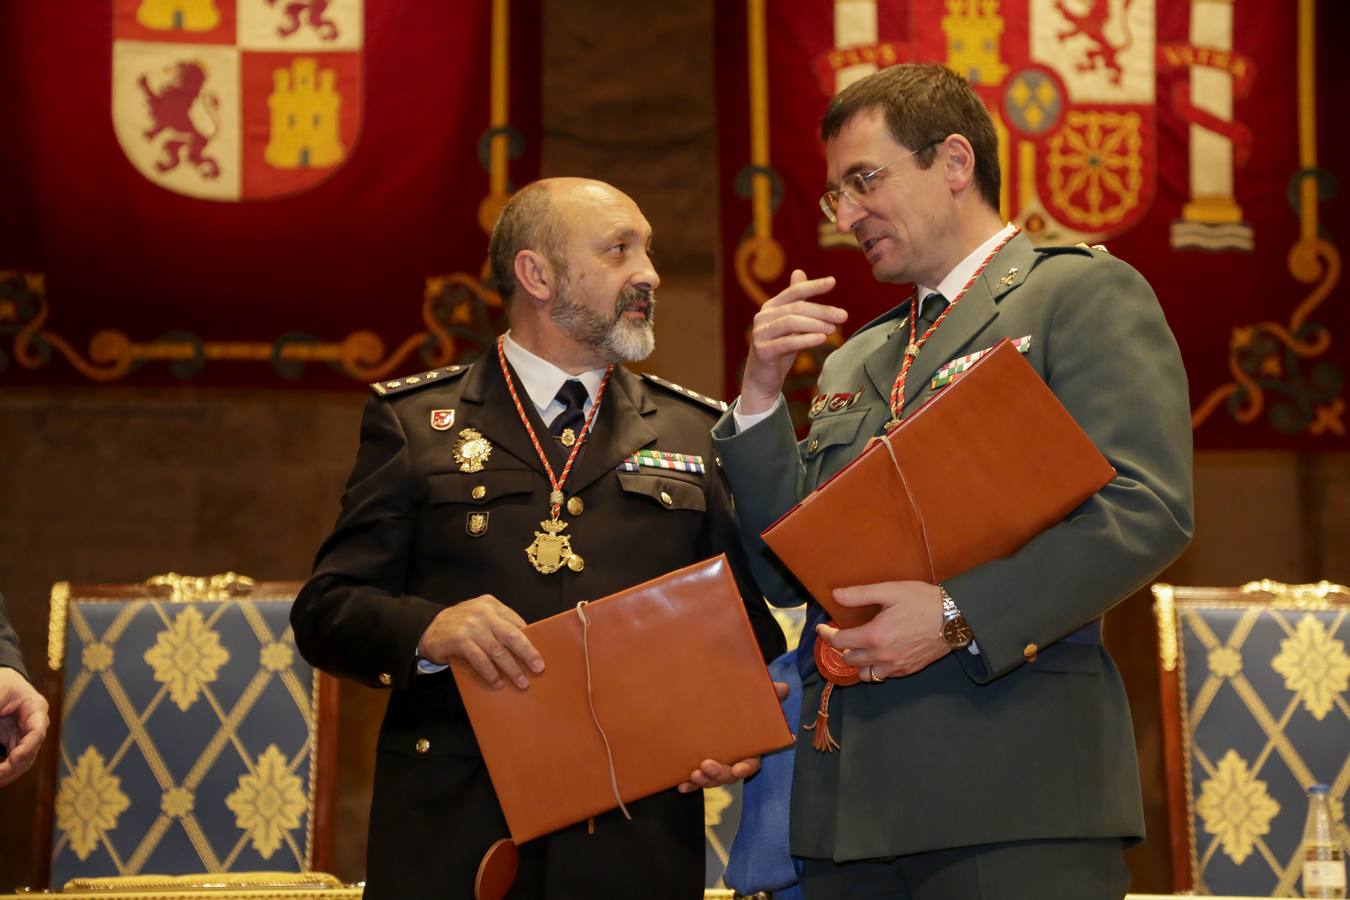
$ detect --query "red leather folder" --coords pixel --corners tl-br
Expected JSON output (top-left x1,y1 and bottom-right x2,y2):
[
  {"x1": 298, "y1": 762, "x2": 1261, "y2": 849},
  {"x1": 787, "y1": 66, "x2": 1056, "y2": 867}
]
[
  {"x1": 760, "y1": 339, "x2": 1116, "y2": 629},
  {"x1": 451, "y1": 555, "x2": 793, "y2": 845}
]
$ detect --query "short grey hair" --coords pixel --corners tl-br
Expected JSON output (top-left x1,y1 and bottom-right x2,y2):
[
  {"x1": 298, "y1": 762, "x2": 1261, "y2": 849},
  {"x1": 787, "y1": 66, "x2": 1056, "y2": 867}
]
[{"x1": 488, "y1": 181, "x2": 566, "y2": 302}]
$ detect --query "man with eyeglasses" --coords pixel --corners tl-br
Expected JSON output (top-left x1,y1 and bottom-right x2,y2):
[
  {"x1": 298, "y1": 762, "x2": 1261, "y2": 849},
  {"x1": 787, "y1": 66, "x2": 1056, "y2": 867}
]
[{"x1": 712, "y1": 64, "x2": 1193, "y2": 898}]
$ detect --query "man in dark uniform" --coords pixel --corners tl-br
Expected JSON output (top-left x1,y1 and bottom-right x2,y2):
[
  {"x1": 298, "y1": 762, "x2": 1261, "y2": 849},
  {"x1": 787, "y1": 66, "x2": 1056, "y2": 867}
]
[
  {"x1": 292, "y1": 177, "x2": 784, "y2": 899},
  {"x1": 0, "y1": 592, "x2": 49, "y2": 787},
  {"x1": 715, "y1": 65, "x2": 1193, "y2": 898}
]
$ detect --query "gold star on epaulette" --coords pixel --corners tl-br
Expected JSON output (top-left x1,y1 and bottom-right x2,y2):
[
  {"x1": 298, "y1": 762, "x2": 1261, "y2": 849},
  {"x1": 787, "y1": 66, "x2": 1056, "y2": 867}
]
[
  {"x1": 370, "y1": 364, "x2": 466, "y2": 397},
  {"x1": 642, "y1": 373, "x2": 730, "y2": 413}
]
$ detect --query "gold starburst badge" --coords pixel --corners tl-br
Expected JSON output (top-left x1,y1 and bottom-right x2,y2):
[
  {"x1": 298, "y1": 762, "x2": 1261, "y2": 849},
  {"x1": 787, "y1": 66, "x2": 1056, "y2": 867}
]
[{"x1": 453, "y1": 428, "x2": 492, "y2": 473}]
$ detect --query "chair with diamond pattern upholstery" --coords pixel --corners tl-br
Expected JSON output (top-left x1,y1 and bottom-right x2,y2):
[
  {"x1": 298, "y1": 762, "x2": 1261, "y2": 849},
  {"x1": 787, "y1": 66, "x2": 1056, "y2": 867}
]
[
  {"x1": 30, "y1": 573, "x2": 337, "y2": 891},
  {"x1": 1153, "y1": 579, "x2": 1350, "y2": 896}
]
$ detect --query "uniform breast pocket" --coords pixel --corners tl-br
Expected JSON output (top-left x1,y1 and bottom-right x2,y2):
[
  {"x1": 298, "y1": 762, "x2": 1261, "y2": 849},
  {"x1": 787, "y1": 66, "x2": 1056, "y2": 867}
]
[
  {"x1": 801, "y1": 409, "x2": 868, "y2": 462},
  {"x1": 425, "y1": 469, "x2": 535, "y2": 506},
  {"x1": 615, "y1": 471, "x2": 706, "y2": 512},
  {"x1": 802, "y1": 409, "x2": 870, "y2": 483}
]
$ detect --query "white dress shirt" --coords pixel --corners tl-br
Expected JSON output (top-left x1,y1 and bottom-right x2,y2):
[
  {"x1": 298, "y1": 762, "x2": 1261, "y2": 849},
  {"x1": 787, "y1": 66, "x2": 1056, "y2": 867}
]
[{"x1": 501, "y1": 331, "x2": 608, "y2": 424}]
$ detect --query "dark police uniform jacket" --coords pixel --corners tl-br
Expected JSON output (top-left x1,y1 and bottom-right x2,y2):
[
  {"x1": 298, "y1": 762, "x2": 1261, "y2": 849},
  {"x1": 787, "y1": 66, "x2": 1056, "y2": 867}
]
[{"x1": 292, "y1": 356, "x2": 784, "y2": 900}]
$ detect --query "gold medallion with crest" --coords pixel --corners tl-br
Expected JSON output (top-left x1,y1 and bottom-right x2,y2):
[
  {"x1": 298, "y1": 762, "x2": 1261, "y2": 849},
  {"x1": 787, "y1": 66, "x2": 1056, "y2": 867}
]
[{"x1": 526, "y1": 519, "x2": 584, "y2": 574}]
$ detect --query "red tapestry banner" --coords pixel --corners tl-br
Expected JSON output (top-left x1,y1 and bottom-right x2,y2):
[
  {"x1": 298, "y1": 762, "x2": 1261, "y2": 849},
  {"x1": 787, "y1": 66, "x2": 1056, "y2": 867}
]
[
  {"x1": 716, "y1": 0, "x2": 1348, "y2": 450},
  {"x1": 0, "y1": 0, "x2": 540, "y2": 388}
]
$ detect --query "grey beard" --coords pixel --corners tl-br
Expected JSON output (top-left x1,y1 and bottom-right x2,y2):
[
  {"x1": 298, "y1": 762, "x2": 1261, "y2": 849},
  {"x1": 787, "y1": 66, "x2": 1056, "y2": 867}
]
[{"x1": 551, "y1": 287, "x2": 656, "y2": 363}]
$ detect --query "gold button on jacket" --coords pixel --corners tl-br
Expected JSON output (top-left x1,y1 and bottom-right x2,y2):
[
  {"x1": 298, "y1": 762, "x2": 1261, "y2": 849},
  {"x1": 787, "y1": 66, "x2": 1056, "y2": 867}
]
[{"x1": 377, "y1": 672, "x2": 392, "y2": 686}]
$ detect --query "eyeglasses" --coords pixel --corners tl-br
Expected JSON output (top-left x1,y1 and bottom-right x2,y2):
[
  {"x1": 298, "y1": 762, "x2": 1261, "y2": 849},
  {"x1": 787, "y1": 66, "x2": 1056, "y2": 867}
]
[{"x1": 818, "y1": 140, "x2": 942, "y2": 223}]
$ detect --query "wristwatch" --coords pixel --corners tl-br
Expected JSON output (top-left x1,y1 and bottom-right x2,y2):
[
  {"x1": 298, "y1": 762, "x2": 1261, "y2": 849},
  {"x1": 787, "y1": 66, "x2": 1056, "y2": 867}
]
[{"x1": 938, "y1": 584, "x2": 973, "y2": 650}]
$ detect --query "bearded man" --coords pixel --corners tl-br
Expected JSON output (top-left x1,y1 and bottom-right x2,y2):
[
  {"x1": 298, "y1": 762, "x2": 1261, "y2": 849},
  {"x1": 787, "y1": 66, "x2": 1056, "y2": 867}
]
[{"x1": 292, "y1": 177, "x2": 785, "y2": 899}]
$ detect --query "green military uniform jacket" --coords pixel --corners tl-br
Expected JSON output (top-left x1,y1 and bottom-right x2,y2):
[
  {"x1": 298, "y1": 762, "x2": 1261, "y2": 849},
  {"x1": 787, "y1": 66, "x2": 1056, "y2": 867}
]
[
  {"x1": 293, "y1": 356, "x2": 784, "y2": 899},
  {"x1": 712, "y1": 233, "x2": 1194, "y2": 862}
]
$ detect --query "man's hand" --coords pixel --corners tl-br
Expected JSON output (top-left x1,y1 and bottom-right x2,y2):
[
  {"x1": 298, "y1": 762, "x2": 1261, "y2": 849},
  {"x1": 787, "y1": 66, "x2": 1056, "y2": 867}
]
[
  {"x1": 676, "y1": 681, "x2": 789, "y2": 793},
  {"x1": 0, "y1": 666, "x2": 49, "y2": 787},
  {"x1": 740, "y1": 269, "x2": 846, "y2": 415},
  {"x1": 417, "y1": 596, "x2": 543, "y2": 690},
  {"x1": 818, "y1": 582, "x2": 949, "y2": 679}
]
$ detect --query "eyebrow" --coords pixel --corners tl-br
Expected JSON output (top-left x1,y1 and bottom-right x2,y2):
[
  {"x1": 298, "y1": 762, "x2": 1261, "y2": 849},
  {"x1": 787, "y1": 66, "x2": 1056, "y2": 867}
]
[
  {"x1": 825, "y1": 162, "x2": 878, "y2": 191},
  {"x1": 601, "y1": 225, "x2": 651, "y2": 244}
]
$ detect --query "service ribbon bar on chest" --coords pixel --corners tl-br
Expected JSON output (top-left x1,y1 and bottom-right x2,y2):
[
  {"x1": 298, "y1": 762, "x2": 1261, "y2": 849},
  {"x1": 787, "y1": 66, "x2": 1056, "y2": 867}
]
[
  {"x1": 617, "y1": 450, "x2": 706, "y2": 475},
  {"x1": 931, "y1": 336, "x2": 1032, "y2": 390}
]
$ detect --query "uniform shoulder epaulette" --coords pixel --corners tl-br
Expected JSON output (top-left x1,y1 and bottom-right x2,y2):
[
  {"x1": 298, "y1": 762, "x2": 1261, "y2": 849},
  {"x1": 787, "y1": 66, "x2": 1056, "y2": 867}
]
[
  {"x1": 1034, "y1": 241, "x2": 1109, "y2": 257},
  {"x1": 369, "y1": 364, "x2": 468, "y2": 398},
  {"x1": 641, "y1": 373, "x2": 730, "y2": 413}
]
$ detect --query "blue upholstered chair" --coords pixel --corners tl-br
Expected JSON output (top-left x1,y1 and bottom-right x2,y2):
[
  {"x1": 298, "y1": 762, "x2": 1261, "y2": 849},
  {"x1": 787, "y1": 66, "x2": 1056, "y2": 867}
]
[
  {"x1": 1153, "y1": 580, "x2": 1350, "y2": 896},
  {"x1": 32, "y1": 573, "x2": 337, "y2": 890}
]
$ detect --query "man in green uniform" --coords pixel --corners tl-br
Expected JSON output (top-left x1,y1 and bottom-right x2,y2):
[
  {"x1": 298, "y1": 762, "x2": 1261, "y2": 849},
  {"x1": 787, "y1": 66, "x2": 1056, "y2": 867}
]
[
  {"x1": 293, "y1": 178, "x2": 784, "y2": 899},
  {"x1": 714, "y1": 64, "x2": 1193, "y2": 898}
]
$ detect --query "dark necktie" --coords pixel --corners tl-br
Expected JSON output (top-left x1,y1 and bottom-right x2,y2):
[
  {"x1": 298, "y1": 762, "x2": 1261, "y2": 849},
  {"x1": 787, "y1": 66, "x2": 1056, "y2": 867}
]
[
  {"x1": 549, "y1": 379, "x2": 589, "y2": 445},
  {"x1": 919, "y1": 291, "x2": 948, "y2": 331}
]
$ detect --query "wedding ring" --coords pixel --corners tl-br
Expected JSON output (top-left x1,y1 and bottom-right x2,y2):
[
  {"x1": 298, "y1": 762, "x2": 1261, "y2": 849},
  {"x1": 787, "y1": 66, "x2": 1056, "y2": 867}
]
[{"x1": 867, "y1": 665, "x2": 884, "y2": 683}]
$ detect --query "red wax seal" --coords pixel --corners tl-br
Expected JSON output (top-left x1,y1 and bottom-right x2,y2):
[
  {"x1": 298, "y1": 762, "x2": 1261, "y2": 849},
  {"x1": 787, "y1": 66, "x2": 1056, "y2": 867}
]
[
  {"x1": 475, "y1": 838, "x2": 519, "y2": 900},
  {"x1": 814, "y1": 623, "x2": 861, "y2": 686}
]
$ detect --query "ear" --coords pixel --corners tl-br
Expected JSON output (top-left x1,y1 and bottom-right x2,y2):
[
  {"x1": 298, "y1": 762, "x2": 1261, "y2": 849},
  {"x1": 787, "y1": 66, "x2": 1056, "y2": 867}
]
[
  {"x1": 513, "y1": 250, "x2": 555, "y2": 303},
  {"x1": 938, "y1": 134, "x2": 977, "y2": 196}
]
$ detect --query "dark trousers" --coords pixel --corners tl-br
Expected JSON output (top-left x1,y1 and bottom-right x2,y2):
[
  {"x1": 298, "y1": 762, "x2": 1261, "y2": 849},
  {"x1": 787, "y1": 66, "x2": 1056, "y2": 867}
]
[{"x1": 799, "y1": 837, "x2": 1130, "y2": 900}]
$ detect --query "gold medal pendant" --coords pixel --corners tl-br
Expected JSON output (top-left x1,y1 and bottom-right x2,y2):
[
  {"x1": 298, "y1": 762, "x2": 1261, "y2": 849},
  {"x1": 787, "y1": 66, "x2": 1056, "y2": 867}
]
[
  {"x1": 494, "y1": 337, "x2": 609, "y2": 578},
  {"x1": 526, "y1": 518, "x2": 584, "y2": 574}
]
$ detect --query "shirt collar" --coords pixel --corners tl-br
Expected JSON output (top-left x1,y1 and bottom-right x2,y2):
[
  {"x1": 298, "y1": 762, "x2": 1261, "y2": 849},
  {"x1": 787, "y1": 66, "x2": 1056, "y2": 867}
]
[
  {"x1": 916, "y1": 222, "x2": 1018, "y2": 310},
  {"x1": 501, "y1": 332, "x2": 607, "y2": 414}
]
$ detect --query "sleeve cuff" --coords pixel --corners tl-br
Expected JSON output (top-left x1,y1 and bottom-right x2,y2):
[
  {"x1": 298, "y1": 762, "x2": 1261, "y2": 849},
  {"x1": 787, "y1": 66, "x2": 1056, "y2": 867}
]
[{"x1": 732, "y1": 395, "x2": 783, "y2": 434}]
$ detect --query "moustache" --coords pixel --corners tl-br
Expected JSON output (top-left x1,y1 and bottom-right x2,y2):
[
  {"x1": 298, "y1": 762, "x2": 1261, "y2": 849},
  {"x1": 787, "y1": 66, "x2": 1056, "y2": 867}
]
[{"x1": 616, "y1": 288, "x2": 656, "y2": 318}]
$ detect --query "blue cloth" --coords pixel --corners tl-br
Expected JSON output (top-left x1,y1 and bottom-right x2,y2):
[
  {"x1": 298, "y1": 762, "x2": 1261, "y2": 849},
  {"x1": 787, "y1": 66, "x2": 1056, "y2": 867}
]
[
  {"x1": 724, "y1": 649, "x2": 804, "y2": 899},
  {"x1": 796, "y1": 604, "x2": 828, "y2": 683}
]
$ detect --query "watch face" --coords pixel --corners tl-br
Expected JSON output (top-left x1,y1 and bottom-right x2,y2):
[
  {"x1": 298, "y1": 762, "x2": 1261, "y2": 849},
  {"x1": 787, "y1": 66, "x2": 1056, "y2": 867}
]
[{"x1": 942, "y1": 615, "x2": 973, "y2": 649}]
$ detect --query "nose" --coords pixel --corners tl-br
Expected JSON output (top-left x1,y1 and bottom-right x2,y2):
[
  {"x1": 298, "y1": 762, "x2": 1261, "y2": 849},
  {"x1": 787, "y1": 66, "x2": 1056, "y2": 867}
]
[
  {"x1": 635, "y1": 251, "x2": 660, "y2": 292},
  {"x1": 834, "y1": 196, "x2": 867, "y2": 234}
]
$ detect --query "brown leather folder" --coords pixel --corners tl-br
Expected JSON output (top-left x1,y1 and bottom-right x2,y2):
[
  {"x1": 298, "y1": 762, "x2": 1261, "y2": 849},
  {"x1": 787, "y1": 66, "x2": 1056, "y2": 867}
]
[
  {"x1": 450, "y1": 554, "x2": 793, "y2": 845},
  {"x1": 761, "y1": 339, "x2": 1117, "y2": 629}
]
